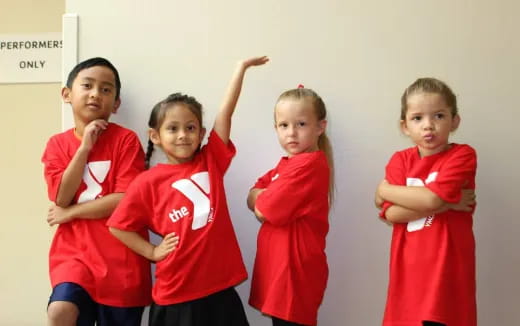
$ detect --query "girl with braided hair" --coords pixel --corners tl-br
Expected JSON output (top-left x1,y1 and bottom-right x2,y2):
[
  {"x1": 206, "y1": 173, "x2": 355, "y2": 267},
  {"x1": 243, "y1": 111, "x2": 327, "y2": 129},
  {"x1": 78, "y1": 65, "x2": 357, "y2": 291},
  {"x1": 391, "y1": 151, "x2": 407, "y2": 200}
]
[{"x1": 108, "y1": 56, "x2": 268, "y2": 326}]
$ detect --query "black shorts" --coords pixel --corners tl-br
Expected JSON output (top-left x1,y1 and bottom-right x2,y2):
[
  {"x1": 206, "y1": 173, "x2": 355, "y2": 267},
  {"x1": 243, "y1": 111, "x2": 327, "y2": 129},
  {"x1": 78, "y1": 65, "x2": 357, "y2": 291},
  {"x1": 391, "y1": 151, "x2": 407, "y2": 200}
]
[
  {"x1": 423, "y1": 322, "x2": 446, "y2": 326},
  {"x1": 149, "y1": 287, "x2": 249, "y2": 326},
  {"x1": 48, "y1": 282, "x2": 144, "y2": 326},
  {"x1": 272, "y1": 316, "x2": 307, "y2": 326}
]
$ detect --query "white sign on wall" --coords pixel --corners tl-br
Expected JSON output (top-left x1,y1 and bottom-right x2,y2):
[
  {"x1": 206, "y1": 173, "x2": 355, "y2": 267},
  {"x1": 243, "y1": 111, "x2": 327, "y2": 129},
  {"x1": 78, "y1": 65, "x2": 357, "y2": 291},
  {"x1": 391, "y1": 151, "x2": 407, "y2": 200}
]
[{"x1": 0, "y1": 32, "x2": 62, "y2": 84}]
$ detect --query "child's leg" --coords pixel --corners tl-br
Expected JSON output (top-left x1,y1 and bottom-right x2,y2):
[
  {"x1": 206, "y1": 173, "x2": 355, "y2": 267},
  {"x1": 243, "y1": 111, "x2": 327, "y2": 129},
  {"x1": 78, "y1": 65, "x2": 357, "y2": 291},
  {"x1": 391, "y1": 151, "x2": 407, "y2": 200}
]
[
  {"x1": 47, "y1": 282, "x2": 96, "y2": 326},
  {"x1": 271, "y1": 316, "x2": 306, "y2": 326},
  {"x1": 422, "y1": 322, "x2": 446, "y2": 326},
  {"x1": 206, "y1": 287, "x2": 249, "y2": 326},
  {"x1": 97, "y1": 305, "x2": 144, "y2": 326}
]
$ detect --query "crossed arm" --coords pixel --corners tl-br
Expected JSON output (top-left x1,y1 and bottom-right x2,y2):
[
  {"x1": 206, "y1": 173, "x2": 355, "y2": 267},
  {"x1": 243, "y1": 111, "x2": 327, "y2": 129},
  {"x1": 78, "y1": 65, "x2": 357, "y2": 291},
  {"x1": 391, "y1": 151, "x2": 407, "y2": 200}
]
[
  {"x1": 247, "y1": 188, "x2": 266, "y2": 222},
  {"x1": 375, "y1": 180, "x2": 475, "y2": 223}
]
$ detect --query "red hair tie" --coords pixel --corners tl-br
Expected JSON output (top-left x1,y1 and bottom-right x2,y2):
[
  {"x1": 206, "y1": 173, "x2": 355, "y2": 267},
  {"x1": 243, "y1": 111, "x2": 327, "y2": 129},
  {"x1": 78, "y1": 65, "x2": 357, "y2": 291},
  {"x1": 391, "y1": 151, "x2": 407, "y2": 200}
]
[{"x1": 297, "y1": 84, "x2": 305, "y2": 88}]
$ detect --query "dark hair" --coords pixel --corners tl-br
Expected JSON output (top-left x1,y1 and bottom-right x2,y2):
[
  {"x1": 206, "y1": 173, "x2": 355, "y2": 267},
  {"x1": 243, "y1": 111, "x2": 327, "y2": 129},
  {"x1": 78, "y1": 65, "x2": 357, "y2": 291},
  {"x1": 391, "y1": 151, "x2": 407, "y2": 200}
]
[
  {"x1": 66, "y1": 57, "x2": 121, "y2": 100},
  {"x1": 276, "y1": 88, "x2": 335, "y2": 204},
  {"x1": 401, "y1": 77, "x2": 458, "y2": 120},
  {"x1": 145, "y1": 93, "x2": 204, "y2": 169}
]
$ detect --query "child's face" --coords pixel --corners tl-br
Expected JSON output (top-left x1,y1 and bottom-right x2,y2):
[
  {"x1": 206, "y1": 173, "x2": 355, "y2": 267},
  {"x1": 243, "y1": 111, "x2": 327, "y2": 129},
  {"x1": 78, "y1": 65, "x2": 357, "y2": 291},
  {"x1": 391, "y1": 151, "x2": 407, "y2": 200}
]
[
  {"x1": 62, "y1": 66, "x2": 120, "y2": 125},
  {"x1": 401, "y1": 92, "x2": 460, "y2": 157},
  {"x1": 150, "y1": 104, "x2": 205, "y2": 165},
  {"x1": 274, "y1": 98, "x2": 326, "y2": 157}
]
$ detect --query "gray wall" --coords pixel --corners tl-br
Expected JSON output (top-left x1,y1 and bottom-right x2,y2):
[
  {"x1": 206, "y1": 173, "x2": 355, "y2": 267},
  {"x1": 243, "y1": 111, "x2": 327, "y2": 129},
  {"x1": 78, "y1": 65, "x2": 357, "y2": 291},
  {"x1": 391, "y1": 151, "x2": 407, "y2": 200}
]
[{"x1": 65, "y1": 1, "x2": 520, "y2": 325}]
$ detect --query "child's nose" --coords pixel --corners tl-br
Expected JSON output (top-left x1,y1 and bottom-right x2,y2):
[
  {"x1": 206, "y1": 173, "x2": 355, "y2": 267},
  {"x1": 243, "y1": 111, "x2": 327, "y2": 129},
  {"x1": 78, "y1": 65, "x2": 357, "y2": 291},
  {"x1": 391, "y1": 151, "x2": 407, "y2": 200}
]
[
  {"x1": 423, "y1": 118, "x2": 434, "y2": 129},
  {"x1": 89, "y1": 87, "x2": 100, "y2": 98}
]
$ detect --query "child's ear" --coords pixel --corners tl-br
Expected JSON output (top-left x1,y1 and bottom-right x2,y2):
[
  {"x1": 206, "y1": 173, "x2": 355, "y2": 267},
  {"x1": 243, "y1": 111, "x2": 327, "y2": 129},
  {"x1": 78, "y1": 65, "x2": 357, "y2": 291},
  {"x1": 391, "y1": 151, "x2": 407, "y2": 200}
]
[
  {"x1": 451, "y1": 114, "x2": 461, "y2": 131},
  {"x1": 318, "y1": 119, "x2": 327, "y2": 135},
  {"x1": 61, "y1": 86, "x2": 71, "y2": 103},
  {"x1": 199, "y1": 127, "x2": 207, "y2": 142},
  {"x1": 112, "y1": 98, "x2": 121, "y2": 114},
  {"x1": 400, "y1": 120, "x2": 410, "y2": 136},
  {"x1": 148, "y1": 128, "x2": 161, "y2": 145}
]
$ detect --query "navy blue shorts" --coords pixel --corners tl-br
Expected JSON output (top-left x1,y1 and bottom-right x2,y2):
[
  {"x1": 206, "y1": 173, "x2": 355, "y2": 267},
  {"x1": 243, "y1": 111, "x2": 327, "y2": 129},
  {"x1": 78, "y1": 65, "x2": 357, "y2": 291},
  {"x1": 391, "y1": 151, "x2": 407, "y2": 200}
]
[
  {"x1": 149, "y1": 287, "x2": 248, "y2": 326},
  {"x1": 48, "y1": 282, "x2": 144, "y2": 326}
]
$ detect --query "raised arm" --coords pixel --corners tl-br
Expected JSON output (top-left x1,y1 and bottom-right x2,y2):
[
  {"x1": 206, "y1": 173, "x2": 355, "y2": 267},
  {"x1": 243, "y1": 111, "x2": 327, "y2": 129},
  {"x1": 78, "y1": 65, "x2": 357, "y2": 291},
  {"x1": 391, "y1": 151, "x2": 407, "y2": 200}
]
[{"x1": 214, "y1": 56, "x2": 269, "y2": 144}]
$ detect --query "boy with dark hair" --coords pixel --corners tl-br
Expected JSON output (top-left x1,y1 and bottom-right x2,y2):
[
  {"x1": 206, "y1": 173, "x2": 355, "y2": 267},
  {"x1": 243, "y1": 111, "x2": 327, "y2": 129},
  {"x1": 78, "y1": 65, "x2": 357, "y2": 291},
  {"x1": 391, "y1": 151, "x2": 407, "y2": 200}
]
[{"x1": 42, "y1": 57, "x2": 150, "y2": 326}]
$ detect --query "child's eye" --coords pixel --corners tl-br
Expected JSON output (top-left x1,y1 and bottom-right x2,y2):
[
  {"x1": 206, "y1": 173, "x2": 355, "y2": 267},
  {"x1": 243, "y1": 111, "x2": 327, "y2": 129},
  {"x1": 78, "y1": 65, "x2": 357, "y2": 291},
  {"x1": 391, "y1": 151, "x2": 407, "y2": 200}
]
[
  {"x1": 435, "y1": 113, "x2": 445, "y2": 119},
  {"x1": 279, "y1": 123, "x2": 288, "y2": 128},
  {"x1": 298, "y1": 121, "x2": 306, "y2": 127},
  {"x1": 102, "y1": 87, "x2": 112, "y2": 94},
  {"x1": 168, "y1": 126, "x2": 177, "y2": 132},
  {"x1": 187, "y1": 125, "x2": 197, "y2": 131},
  {"x1": 411, "y1": 116, "x2": 421, "y2": 121},
  {"x1": 81, "y1": 83, "x2": 91, "y2": 88}
]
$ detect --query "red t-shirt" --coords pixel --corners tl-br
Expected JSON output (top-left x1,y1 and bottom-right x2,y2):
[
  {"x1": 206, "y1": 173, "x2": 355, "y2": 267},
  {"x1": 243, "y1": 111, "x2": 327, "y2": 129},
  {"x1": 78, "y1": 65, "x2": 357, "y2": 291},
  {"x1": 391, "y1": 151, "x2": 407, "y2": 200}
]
[
  {"x1": 108, "y1": 130, "x2": 247, "y2": 305},
  {"x1": 41, "y1": 123, "x2": 151, "y2": 307},
  {"x1": 249, "y1": 151, "x2": 330, "y2": 326},
  {"x1": 380, "y1": 144, "x2": 477, "y2": 326}
]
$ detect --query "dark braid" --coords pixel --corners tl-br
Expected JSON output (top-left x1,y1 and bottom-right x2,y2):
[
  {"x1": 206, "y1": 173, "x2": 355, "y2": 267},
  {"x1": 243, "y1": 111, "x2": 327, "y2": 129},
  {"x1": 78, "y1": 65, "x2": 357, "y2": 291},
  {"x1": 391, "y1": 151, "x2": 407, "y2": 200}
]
[
  {"x1": 146, "y1": 92, "x2": 204, "y2": 168},
  {"x1": 145, "y1": 139, "x2": 155, "y2": 169}
]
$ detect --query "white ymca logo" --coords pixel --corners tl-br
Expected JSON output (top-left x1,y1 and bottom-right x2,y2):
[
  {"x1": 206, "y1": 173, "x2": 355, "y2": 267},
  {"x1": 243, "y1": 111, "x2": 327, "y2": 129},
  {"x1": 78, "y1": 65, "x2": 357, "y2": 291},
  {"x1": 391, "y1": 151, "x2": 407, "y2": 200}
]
[
  {"x1": 77, "y1": 161, "x2": 111, "y2": 203},
  {"x1": 170, "y1": 172, "x2": 213, "y2": 230},
  {"x1": 406, "y1": 172, "x2": 438, "y2": 232}
]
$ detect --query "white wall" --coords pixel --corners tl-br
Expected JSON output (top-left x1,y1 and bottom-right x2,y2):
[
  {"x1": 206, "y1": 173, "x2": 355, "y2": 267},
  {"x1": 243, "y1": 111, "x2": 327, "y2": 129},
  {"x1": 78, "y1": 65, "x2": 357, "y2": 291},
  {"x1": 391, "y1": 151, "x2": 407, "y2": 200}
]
[{"x1": 65, "y1": 1, "x2": 520, "y2": 325}]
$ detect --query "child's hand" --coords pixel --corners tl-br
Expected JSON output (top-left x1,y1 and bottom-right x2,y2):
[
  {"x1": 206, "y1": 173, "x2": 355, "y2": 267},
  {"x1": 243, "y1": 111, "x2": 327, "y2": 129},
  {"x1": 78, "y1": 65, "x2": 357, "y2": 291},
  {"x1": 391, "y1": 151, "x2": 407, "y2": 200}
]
[
  {"x1": 81, "y1": 119, "x2": 108, "y2": 151},
  {"x1": 152, "y1": 232, "x2": 179, "y2": 262},
  {"x1": 446, "y1": 189, "x2": 476, "y2": 212},
  {"x1": 375, "y1": 179, "x2": 389, "y2": 206},
  {"x1": 47, "y1": 204, "x2": 74, "y2": 226},
  {"x1": 254, "y1": 207, "x2": 266, "y2": 223},
  {"x1": 375, "y1": 181, "x2": 386, "y2": 209},
  {"x1": 239, "y1": 56, "x2": 269, "y2": 69}
]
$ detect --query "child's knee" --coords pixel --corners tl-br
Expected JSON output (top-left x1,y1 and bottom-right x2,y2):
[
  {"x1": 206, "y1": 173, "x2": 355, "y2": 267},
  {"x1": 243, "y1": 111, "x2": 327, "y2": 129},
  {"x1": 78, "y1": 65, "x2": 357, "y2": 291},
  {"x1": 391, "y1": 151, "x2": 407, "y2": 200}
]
[{"x1": 47, "y1": 301, "x2": 79, "y2": 324}]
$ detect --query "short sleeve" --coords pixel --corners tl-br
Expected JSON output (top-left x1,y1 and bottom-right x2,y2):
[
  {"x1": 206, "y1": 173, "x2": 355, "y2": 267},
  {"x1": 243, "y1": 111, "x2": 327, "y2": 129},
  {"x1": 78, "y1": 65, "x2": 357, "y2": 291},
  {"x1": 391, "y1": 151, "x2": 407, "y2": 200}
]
[
  {"x1": 425, "y1": 145, "x2": 477, "y2": 203},
  {"x1": 256, "y1": 157, "x2": 328, "y2": 226},
  {"x1": 252, "y1": 168, "x2": 276, "y2": 190},
  {"x1": 379, "y1": 151, "x2": 407, "y2": 219},
  {"x1": 205, "y1": 130, "x2": 236, "y2": 174},
  {"x1": 113, "y1": 132, "x2": 145, "y2": 193},
  {"x1": 41, "y1": 136, "x2": 67, "y2": 202},
  {"x1": 107, "y1": 176, "x2": 150, "y2": 231}
]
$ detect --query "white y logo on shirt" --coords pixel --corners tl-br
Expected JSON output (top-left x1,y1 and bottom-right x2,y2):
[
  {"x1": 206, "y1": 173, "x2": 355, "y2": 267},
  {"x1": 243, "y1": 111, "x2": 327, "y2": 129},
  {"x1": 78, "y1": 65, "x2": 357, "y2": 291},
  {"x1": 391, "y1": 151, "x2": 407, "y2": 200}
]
[
  {"x1": 171, "y1": 172, "x2": 212, "y2": 230},
  {"x1": 406, "y1": 172, "x2": 438, "y2": 232},
  {"x1": 77, "y1": 161, "x2": 111, "y2": 203}
]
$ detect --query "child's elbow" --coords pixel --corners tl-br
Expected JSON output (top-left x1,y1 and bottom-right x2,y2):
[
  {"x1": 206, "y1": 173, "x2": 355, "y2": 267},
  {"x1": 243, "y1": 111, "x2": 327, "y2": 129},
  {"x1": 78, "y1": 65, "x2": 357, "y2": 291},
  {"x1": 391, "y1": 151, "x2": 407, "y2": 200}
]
[
  {"x1": 54, "y1": 198, "x2": 70, "y2": 208},
  {"x1": 109, "y1": 226, "x2": 120, "y2": 238}
]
